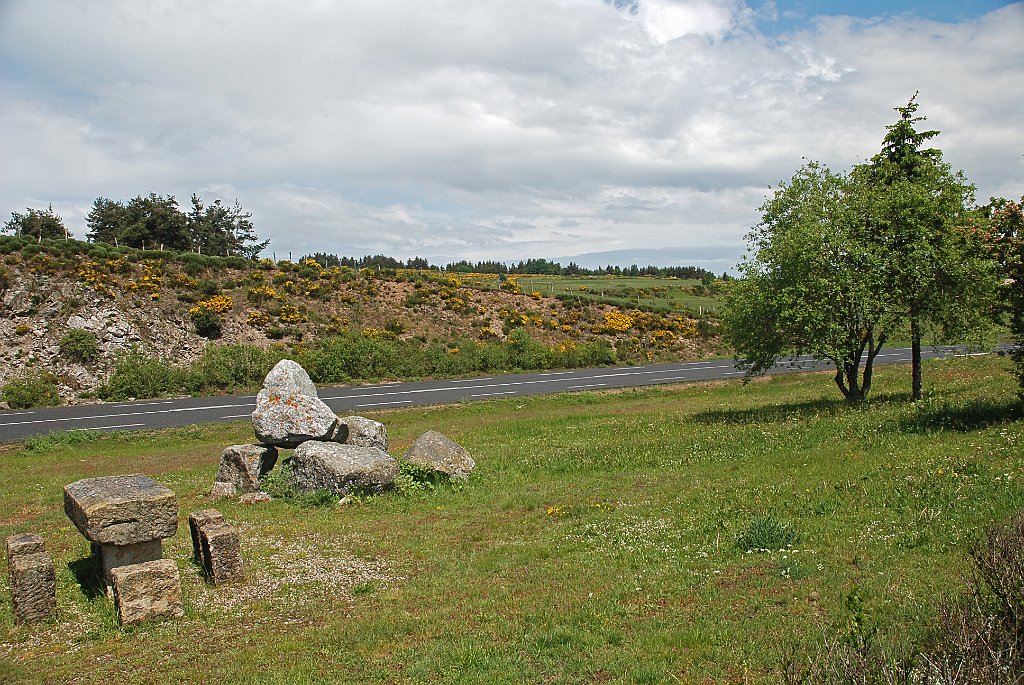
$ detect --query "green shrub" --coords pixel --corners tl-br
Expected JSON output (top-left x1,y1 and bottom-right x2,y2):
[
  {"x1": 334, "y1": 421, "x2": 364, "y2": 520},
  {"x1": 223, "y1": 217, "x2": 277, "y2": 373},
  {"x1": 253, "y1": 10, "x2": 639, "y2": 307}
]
[
  {"x1": 23, "y1": 429, "x2": 101, "y2": 452},
  {"x1": 99, "y1": 350, "x2": 178, "y2": 401},
  {"x1": 181, "y1": 344, "x2": 282, "y2": 393},
  {"x1": 59, "y1": 329, "x2": 99, "y2": 363},
  {"x1": 2, "y1": 370, "x2": 61, "y2": 409},
  {"x1": 735, "y1": 514, "x2": 800, "y2": 552},
  {"x1": 190, "y1": 308, "x2": 223, "y2": 338}
]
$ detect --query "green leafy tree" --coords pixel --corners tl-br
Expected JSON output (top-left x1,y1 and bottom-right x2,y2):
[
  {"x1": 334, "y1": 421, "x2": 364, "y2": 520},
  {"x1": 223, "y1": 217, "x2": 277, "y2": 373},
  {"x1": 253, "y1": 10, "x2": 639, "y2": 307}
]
[
  {"x1": 86, "y1": 193, "x2": 190, "y2": 250},
  {"x1": 187, "y1": 194, "x2": 268, "y2": 258},
  {"x1": 983, "y1": 196, "x2": 1024, "y2": 396},
  {"x1": 854, "y1": 94, "x2": 996, "y2": 400},
  {"x1": 722, "y1": 162, "x2": 892, "y2": 402},
  {"x1": 3, "y1": 204, "x2": 69, "y2": 240}
]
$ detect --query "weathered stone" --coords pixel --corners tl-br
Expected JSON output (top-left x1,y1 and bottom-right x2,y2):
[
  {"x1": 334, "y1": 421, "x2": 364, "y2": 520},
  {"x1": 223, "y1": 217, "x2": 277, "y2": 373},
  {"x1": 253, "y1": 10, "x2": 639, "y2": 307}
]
[
  {"x1": 0, "y1": 400, "x2": 10, "y2": 411},
  {"x1": 209, "y1": 482, "x2": 237, "y2": 499},
  {"x1": 188, "y1": 509, "x2": 224, "y2": 564},
  {"x1": 251, "y1": 388, "x2": 343, "y2": 448},
  {"x1": 94, "y1": 539, "x2": 165, "y2": 582},
  {"x1": 6, "y1": 533, "x2": 45, "y2": 568},
  {"x1": 291, "y1": 442, "x2": 399, "y2": 495},
  {"x1": 338, "y1": 415, "x2": 389, "y2": 451},
  {"x1": 64, "y1": 474, "x2": 177, "y2": 546},
  {"x1": 261, "y1": 359, "x2": 318, "y2": 398},
  {"x1": 110, "y1": 559, "x2": 184, "y2": 626},
  {"x1": 403, "y1": 430, "x2": 475, "y2": 481},
  {"x1": 9, "y1": 552, "x2": 56, "y2": 624},
  {"x1": 200, "y1": 523, "x2": 243, "y2": 584},
  {"x1": 215, "y1": 444, "x2": 279, "y2": 493},
  {"x1": 238, "y1": 492, "x2": 272, "y2": 504}
]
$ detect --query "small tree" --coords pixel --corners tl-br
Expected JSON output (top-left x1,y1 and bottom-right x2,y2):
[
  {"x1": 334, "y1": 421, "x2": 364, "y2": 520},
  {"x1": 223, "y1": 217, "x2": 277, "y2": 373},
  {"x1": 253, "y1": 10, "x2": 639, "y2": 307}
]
[
  {"x1": 855, "y1": 94, "x2": 997, "y2": 400},
  {"x1": 3, "y1": 205, "x2": 69, "y2": 241},
  {"x1": 722, "y1": 162, "x2": 892, "y2": 402},
  {"x1": 984, "y1": 196, "x2": 1024, "y2": 397}
]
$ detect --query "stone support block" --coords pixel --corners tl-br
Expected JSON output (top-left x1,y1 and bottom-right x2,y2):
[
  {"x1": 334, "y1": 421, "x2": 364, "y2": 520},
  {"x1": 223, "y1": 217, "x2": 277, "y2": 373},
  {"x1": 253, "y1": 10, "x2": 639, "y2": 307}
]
[
  {"x1": 9, "y1": 552, "x2": 56, "y2": 624},
  {"x1": 188, "y1": 509, "x2": 224, "y2": 565},
  {"x1": 96, "y1": 539, "x2": 164, "y2": 582},
  {"x1": 110, "y1": 559, "x2": 184, "y2": 626},
  {"x1": 199, "y1": 522, "x2": 243, "y2": 584}
]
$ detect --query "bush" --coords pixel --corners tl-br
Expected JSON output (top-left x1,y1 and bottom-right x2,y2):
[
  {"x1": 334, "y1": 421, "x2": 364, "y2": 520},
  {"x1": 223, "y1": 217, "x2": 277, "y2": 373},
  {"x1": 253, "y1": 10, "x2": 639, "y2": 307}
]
[
  {"x1": 59, "y1": 329, "x2": 99, "y2": 363},
  {"x1": 99, "y1": 350, "x2": 179, "y2": 401},
  {"x1": 2, "y1": 370, "x2": 61, "y2": 409},
  {"x1": 735, "y1": 514, "x2": 800, "y2": 552},
  {"x1": 189, "y1": 307, "x2": 223, "y2": 338},
  {"x1": 180, "y1": 344, "x2": 283, "y2": 393}
]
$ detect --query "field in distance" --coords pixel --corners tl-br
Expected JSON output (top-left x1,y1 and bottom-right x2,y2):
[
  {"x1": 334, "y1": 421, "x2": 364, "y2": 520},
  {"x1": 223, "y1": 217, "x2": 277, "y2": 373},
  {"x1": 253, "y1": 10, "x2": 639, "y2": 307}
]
[{"x1": 1, "y1": 355, "x2": 1021, "y2": 683}]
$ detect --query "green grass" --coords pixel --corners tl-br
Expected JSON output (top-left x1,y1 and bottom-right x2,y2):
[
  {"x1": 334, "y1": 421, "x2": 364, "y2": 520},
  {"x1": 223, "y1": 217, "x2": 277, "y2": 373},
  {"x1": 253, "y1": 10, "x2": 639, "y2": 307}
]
[{"x1": 1, "y1": 355, "x2": 1022, "y2": 683}]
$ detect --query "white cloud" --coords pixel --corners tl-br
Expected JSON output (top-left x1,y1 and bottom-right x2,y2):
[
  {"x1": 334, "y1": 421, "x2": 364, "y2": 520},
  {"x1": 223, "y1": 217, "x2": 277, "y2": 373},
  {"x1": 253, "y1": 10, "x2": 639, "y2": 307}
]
[{"x1": 0, "y1": 0, "x2": 1021, "y2": 267}]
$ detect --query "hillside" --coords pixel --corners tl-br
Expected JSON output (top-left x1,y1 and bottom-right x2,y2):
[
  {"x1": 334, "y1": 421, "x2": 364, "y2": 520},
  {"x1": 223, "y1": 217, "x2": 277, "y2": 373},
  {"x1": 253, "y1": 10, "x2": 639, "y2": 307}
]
[{"x1": 0, "y1": 237, "x2": 724, "y2": 405}]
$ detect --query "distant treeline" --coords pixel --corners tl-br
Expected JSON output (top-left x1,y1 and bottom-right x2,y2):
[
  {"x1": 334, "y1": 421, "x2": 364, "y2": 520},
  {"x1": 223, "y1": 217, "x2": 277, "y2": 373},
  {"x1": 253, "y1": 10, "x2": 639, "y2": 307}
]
[{"x1": 303, "y1": 253, "x2": 719, "y2": 279}]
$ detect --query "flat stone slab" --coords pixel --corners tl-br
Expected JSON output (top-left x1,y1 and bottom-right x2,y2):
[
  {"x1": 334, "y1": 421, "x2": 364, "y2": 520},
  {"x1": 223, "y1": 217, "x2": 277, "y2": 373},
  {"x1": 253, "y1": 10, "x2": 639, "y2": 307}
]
[
  {"x1": 64, "y1": 474, "x2": 177, "y2": 546},
  {"x1": 110, "y1": 559, "x2": 184, "y2": 626},
  {"x1": 291, "y1": 442, "x2": 399, "y2": 495}
]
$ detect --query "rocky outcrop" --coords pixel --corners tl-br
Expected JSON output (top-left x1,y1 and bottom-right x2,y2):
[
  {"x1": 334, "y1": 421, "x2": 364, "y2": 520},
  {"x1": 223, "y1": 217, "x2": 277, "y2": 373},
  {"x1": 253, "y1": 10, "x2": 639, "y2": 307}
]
[
  {"x1": 291, "y1": 442, "x2": 399, "y2": 495},
  {"x1": 403, "y1": 430, "x2": 475, "y2": 481}
]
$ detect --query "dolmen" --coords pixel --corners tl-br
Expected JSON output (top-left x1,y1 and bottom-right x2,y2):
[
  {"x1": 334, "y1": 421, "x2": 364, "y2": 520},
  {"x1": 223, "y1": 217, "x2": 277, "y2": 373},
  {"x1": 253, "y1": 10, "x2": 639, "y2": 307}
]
[{"x1": 211, "y1": 359, "x2": 475, "y2": 499}]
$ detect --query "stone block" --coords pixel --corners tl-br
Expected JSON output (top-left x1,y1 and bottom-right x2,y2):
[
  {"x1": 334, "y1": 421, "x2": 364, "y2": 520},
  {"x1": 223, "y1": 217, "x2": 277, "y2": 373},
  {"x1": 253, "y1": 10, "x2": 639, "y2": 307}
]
[
  {"x1": 10, "y1": 552, "x2": 56, "y2": 624},
  {"x1": 291, "y1": 441, "x2": 399, "y2": 495},
  {"x1": 215, "y1": 444, "x2": 278, "y2": 493},
  {"x1": 64, "y1": 474, "x2": 177, "y2": 546},
  {"x1": 6, "y1": 533, "x2": 45, "y2": 568},
  {"x1": 209, "y1": 482, "x2": 237, "y2": 499},
  {"x1": 200, "y1": 522, "x2": 243, "y2": 584},
  {"x1": 95, "y1": 539, "x2": 164, "y2": 582},
  {"x1": 110, "y1": 559, "x2": 184, "y2": 626},
  {"x1": 188, "y1": 509, "x2": 224, "y2": 564}
]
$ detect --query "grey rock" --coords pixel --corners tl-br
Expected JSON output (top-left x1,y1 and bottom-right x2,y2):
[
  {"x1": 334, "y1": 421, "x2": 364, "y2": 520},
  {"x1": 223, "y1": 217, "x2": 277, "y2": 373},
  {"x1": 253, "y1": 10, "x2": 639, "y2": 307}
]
[
  {"x1": 251, "y1": 388, "x2": 343, "y2": 448},
  {"x1": 215, "y1": 444, "x2": 279, "y2": 493},
  {"x1": 338, "y1": 415, "x2": 388, "y2": 451},
  {"x1": 95, "y1": 539, "x2": 164, "y2": 582},
  {"x1": 188, "y1": 509, "x2": 224, "y2": 564},
  {"x1": 291, "y1": 442, "x2": 399, "y2": 495},
  {"x1": 64, "y1": 474, "x2": 178, "y2": 546},
  {"x1": 6, "y1": 533, "x2": 45, "y2": 568},
  {"x1": 404, "y1": 430, "x2": 475, "y2": 481},
  {"x1": 199, "y1": 523, "x2": 243, "y2": 584},
  {"x1": 0, "y1": 401, "x2": 10, "y2": 411},
  {"x1": 238, "y1": 492, "x2": 272, "y2": 504},
  {"x1": 261, "y1": 359, "x2": 318, "y2": 398},
  {"x1": 209, "y1": 482, "x2": 237, "y2": 499}
]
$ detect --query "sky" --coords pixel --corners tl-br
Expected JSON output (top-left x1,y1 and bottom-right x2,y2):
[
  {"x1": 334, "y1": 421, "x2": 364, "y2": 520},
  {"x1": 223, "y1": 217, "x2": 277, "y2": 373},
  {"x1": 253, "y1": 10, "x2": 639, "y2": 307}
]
[{"x1": 1, "y1": 1, "x2": 1022, "y2": 272}]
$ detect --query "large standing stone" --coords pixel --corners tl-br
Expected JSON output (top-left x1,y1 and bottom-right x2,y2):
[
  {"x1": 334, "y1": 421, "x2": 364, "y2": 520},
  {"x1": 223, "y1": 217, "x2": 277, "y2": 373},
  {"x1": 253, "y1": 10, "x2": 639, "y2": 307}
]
[
  {"x1": 215, "y1": 444, "x2": 279, "y2": 493},
  {"x1": 187, "y1": 509, "x2": 224, "y2": 564},
  {"x1": 199, "y1": 522, "x2": 243, "y2": 584},
  {"x1": 110, "y1": 559, "x2": 184, "y2": 626},
  {"x1": 251, "y1": 360, "x2": 343, "y2": 447},
  {"x1": 338, "y1": 415, "x2": 389, "y2": 451},
  {"x1": 64, "y1": 474, "x2": 177, "y2": 546},
  {"x1": 403, "y1": 430, "x2": 475, "y2": 481},
  {"x1": 291, "y1": 442, "x2": 399, "y2": 495}
]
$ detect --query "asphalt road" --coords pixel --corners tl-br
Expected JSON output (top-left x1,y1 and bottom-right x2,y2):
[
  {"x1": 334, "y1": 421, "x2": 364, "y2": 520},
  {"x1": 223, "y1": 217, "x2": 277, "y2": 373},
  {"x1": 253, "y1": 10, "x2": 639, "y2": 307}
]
[{"x1": 0, "y1": 346, "x2": 990, "y2": 443}]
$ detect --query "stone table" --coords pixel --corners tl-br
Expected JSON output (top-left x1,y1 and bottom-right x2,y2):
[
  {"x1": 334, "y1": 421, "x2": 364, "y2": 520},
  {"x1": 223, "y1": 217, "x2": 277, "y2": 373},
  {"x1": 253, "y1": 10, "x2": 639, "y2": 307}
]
[{"x1": 64, "y1": 474, "x2": 177, "y2": 581}]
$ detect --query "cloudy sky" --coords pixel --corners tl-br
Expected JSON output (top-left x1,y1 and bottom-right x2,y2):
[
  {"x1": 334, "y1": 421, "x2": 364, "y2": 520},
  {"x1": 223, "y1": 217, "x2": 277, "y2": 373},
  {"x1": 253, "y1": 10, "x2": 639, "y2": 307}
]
[{"x1": 1, "y1": 1, "x2": 1022, "y2": 271}]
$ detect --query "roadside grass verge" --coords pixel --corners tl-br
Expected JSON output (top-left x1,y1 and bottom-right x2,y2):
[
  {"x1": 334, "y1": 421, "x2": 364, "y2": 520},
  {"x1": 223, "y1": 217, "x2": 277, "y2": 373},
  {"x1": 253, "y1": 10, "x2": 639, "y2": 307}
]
[{"x1": 1, "y1": 355, "x2": 1021, "y2": 683}]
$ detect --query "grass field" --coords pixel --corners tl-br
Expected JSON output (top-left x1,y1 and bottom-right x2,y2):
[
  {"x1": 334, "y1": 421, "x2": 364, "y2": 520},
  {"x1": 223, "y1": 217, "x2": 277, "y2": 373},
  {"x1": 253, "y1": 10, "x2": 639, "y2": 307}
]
[
  {"x1": 513, "y1": 275, "x2": 721, "y2": 314},
  {"x1": 1, "y1": 355, "x2": 1022, "y2": 683}
]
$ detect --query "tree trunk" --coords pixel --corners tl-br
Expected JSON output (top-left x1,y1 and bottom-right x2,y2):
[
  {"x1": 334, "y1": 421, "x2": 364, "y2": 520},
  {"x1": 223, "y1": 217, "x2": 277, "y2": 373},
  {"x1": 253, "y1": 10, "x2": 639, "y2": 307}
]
[{"x1": 910, "y1": 315, "x2": 922, "y2": 401}]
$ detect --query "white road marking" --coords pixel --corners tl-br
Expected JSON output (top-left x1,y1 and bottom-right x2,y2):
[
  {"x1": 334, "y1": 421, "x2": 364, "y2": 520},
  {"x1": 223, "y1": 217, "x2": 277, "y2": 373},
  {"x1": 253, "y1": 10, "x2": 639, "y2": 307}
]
[
  {"x1": 469, "y1": 391, "x2": 518, "y2": 398},
  {"x1": 81, "y1": 423, "x2": 146, "y2": 431},
  {"x1": 568, "y1": 383, "x2": 607, "y2": 389},
  {"x1": 0, "y1": 402, "x2": 254, "y2": 428},
  {"x1": 353, "y1": 400, "x2": 414, "y2": 408}
]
